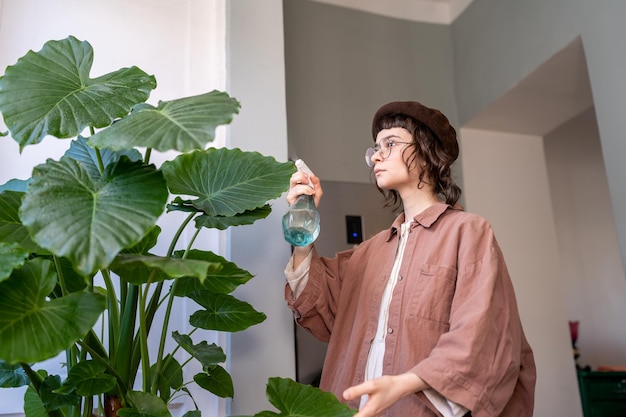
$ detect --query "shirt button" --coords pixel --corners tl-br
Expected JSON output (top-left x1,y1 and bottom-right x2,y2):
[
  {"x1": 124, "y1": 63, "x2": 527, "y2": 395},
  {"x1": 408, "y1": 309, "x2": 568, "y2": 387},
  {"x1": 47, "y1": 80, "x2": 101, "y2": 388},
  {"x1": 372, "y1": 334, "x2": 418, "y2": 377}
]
[
  {"x1": 387, "y1": 327, "x2": 393, "y2": 334},
  {"x1": 398, "y1": 275, "x2": 403, "y2": 281}
]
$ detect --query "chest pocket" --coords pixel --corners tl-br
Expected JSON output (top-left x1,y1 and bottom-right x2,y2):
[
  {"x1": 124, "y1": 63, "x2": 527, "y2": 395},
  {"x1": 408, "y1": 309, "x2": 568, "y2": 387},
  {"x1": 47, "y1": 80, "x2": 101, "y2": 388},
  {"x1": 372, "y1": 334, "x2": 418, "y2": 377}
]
[{"x1": 407, "y1": 264, "x2": 457, "y2": 326}]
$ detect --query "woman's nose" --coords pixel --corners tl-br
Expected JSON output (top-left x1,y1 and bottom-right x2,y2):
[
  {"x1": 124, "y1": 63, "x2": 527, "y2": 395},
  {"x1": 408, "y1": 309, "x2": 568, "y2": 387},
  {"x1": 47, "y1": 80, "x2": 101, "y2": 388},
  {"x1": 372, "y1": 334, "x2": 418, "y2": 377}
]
[{"x1": 371, "y1": 150, "x2": 383, "y2": 165}]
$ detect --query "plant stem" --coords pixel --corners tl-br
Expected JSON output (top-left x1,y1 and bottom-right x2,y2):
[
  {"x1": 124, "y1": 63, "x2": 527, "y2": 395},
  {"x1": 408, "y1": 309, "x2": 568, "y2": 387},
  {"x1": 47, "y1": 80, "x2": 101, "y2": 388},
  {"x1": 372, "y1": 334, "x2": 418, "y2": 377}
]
[
  {"x1": 91, "y1": 134, "x2": 105, "y2": 174},
  {"x1": 132, "y1": 212, "x2": 197, "y2": 395},
  {"x1": 134, "y1": 213, "x2": 195, "y2": 386},
  {"x1": 20, "y1": 363, "x2": 43, "y2": 391},
  {"x1": 65, "y1": 343, "x2": 80, "y2": 417},
  {"x1": 82, "y1": 396, "x2": 93, "y2": 417},
  {"x1": 144, "y1": 147, "x2": 152, "y2": 164},
  {"x1": 184, "y1": 227, "x2": 201, "y2": 255},
  {"x1": 84, "y1": 329, "x2": 109, "y2": 359},
  {"x1": 127, "y1": 280, "x2": 161, "y2": 387},
  {"x1": 138, "y1": 282, "x2": 151, "y2": 392},
  {"x1": 152, "y1": 226, "x2": 202, "y2": 395},
  {"x1": 102, "y1": 269, "x2": 120, "y2": 360},
  {"x1": 53, "y1": 256, "x2": 68, "y2": 296},
  {"x1": 116, "y1": 284, "x2": 138, "y2": 385},
  {"x1": 167, "y1": 212, "x2": 196, "y2": 257}
]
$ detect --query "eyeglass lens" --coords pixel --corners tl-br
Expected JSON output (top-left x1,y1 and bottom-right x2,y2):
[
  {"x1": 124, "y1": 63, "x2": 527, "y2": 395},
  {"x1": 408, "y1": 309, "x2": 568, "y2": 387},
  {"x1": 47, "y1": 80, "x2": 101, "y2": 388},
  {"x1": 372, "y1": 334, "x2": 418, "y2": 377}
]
[{"x1": 365, "y1": 139, "x2": 391, "y2": 167}]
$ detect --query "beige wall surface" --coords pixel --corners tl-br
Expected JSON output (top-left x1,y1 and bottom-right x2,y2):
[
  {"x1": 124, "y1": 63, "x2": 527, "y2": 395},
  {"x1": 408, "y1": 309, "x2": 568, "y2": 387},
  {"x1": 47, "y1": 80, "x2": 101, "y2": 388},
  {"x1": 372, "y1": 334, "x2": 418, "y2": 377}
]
[
  {"x1": 315, "y1": 180, "x2": 398, "y2": 257},
  {"x1": 283, "y1": 0, "x2": 459, "y2": 186},
  {"x1": 227, "y1": 0, "x2": 296, "y2": 415},
  {"x1": 460, "y1": 128, "x2": 583, "y2": 417},
  {"x1": 545, "y1": 108, "x2": 626, "y2": 368}
]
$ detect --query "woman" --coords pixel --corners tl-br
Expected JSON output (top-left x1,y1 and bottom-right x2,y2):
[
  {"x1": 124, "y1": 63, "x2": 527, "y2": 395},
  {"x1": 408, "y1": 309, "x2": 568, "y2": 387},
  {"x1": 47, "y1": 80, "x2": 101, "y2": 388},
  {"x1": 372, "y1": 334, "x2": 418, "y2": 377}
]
[{"x1": 284, "y1": 101, "x2": 536, "y2": 417}]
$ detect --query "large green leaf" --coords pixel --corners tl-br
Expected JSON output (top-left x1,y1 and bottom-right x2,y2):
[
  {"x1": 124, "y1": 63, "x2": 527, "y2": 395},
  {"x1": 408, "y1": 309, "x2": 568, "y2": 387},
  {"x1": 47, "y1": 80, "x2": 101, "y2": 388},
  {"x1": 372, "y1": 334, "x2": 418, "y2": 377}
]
[
  {"x1": 165, "y1": 196, "x2": 203, "y2": 214},
  {"x1": 65, "y1": 136, "x2": 143, "y2": 178},
  {"x1": 193, "y1": 205, "x2": 272, "y2": 230},
  {"x1": 55, "y1": 360, "x2": 116, "y2": 396},
  {"x1": 0, "y1": 178, "x2": 29, "y2": 192},
  {"x1": 122, "y1": 225, "x2": 161, "y2": 255},
  {"x1": 89, "y1": 91, "x2": 240, "y2": 152},
  {"x1": 117, "y1": 391, "x2": 171, "y2": 417},
  {"x1": 39, "y1": 374, "x2": 80, "y2": 411},
  {"x1": 0, "y1": 190, "x2": 42, "y2": 252},
  {"x1": 109, "y1": 253, "x2": 223, "y2": 285},
  {"x1": 0, "y1": 36, "x2": 156, "y2": 149},
  {"x1": 171, "y1": 249, "x2": 253, "y2": 296},
  {"x1": 193, "y1": 365, "x2": 233, "y2": 398},
  {"x1": 161, "y1": 148, "x2": 295, "y2": 217},
  {"x1": 0, "y1": 258, "x2": 106, "y2": 363},
  {"x1": 168, "y1": 199, "x2": 273, "y2": 229},
  {"x1": 189, "y1": 291, "x2": 266, "y2": 332},
  {"x1": 253, "y1": 377, "x2": 356, "y2": 417},
  {"x1": 24, "y1": 386, "x2": 48, "y2": 417},
  {"x1": 151, "y1": 354, "x2": 183, "y2": 402},
  {"x1": 20, "y1": 156, "x2": 168, "y2": 276},
  {"x1": 0, "y1": 242, "x2": 30, "y2": 283},
  {"x1": 172, "y1": 331, "x2": 226, "y2": 367},
  {"x1": 0, "y1": 360, "x2": 29, "y2": 387}
]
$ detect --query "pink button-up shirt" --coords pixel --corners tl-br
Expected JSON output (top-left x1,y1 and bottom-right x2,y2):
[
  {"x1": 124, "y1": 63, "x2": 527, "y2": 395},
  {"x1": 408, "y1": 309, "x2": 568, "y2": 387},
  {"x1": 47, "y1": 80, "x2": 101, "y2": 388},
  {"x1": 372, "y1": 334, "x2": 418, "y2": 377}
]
[{"x1": 285, "y1": 203, "x2": 536, "y2": 416}]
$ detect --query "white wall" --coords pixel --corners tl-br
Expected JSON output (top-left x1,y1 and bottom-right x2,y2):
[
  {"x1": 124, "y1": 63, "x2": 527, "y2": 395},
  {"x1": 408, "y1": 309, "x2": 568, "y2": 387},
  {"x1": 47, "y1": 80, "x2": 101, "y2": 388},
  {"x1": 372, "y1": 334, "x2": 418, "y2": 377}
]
[
  {"x1": 226, "y1": 1, "x2": 296, "y2": 415},
  {"x1": 460, "y1": 128, "x2": 583, "y2": 417},
  {"x1": 0, "y1": 1, "x2": 228, "y2": 415},
  {"x1": 544, "y1": 108, "x2": 626, "y2": 369}
]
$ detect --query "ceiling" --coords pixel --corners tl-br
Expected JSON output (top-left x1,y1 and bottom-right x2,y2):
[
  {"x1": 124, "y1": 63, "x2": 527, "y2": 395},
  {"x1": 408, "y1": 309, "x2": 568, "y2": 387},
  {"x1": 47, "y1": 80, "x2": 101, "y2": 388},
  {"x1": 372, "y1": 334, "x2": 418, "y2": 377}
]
[
  {"x1": 307, "y1": 0, "x2": 475, "y2": 24},
  {"x1": 464, "y1": 37, "x2": 593, "y2": 136}
]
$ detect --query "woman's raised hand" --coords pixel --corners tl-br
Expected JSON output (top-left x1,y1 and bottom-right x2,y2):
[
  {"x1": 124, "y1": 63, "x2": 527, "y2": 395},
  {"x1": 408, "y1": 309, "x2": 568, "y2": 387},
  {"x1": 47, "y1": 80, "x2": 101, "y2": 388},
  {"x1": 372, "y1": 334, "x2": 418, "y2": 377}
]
[{"x1": 286, "y1": 170, "x2": 323, "y2": 207}]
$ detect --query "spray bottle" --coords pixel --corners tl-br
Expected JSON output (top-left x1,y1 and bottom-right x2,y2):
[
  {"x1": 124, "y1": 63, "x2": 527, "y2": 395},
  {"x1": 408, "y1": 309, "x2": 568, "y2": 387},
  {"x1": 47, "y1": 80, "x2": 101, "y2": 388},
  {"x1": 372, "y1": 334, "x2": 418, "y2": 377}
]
[{"x1": 282, "y1": 159, "x2": 320, "y2": 246}]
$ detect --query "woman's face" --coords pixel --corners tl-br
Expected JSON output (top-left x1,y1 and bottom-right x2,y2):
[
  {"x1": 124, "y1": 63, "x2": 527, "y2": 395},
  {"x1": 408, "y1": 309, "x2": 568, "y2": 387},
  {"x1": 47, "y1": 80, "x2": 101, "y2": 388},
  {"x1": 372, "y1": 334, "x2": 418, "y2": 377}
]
[{"x1": 371, "y1": 127, "x2": 420, "y2": 192}]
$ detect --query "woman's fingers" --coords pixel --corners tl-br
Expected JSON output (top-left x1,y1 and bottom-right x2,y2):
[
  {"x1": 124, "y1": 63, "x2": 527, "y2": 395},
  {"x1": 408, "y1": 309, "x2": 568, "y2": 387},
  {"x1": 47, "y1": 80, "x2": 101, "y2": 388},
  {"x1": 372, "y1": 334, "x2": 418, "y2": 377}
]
[
  {"x1": 286, "y1": 171, "x2": 323, "y2": 206},
  {"x1": 290, "y1": 171, "x2": 311, "y2": 187}
]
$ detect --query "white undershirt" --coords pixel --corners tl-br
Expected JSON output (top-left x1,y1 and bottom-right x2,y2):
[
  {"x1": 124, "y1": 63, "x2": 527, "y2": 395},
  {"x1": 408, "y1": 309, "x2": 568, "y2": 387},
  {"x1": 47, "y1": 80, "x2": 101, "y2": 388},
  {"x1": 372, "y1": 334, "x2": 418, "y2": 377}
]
[{"x1": 360, "y1": 220, "x2": 468, "y2": 417}]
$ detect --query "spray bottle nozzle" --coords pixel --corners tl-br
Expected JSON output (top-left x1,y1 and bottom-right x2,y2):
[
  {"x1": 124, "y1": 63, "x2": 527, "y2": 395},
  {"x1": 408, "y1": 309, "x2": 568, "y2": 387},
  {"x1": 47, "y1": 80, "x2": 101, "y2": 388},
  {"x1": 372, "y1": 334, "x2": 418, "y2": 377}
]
[{"x1": 295, "y1": 159, "x2": 315, "y2": 189}]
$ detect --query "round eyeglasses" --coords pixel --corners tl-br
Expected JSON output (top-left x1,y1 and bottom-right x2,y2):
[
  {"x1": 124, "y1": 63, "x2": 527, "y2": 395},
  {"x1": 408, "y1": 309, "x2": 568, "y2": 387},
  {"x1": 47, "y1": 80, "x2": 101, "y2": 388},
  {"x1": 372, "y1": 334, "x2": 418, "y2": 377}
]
[{"x1": 365, "y1": 137, "x2": 411, "y2": 167}]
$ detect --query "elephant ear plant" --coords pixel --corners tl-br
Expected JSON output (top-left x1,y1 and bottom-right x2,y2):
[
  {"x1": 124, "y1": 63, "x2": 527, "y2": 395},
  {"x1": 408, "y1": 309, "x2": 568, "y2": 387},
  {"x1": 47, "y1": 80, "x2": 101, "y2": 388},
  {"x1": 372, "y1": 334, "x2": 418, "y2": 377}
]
[{"x1": 0, "y1": 36, "x2": 356, "y2": 417}]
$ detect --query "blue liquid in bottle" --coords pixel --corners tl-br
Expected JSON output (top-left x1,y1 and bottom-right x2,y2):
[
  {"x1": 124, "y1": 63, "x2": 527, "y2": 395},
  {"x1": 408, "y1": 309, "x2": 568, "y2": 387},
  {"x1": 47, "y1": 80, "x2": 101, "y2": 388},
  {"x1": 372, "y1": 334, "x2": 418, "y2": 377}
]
[{"x1": 282, "y1": 194, "x2": 320, "y2": 246}]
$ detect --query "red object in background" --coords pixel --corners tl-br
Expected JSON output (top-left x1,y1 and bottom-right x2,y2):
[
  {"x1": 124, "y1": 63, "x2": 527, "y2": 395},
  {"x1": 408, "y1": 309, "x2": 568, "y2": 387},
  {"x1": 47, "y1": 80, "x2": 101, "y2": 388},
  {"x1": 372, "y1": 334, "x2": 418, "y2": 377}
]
[
  {"x1": 597, "y1": 365, "x2": 626, "y2": 371},
  {"x1": 569, "y1": 320, "x2": 579, "y2": 345}
]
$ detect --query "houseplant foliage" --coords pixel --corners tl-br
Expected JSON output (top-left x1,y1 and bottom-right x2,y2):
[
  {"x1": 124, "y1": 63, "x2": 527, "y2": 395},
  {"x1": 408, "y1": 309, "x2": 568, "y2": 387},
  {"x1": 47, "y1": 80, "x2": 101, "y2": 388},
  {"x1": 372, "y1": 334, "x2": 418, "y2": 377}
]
[{"x1": 0, "y1": 36, "x2": 355, "y2": 417}]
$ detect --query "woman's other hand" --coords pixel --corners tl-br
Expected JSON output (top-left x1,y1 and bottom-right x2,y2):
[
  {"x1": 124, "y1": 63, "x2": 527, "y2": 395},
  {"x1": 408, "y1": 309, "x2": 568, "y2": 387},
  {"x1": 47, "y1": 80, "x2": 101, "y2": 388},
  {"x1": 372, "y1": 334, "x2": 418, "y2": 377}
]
[{"x1": 343, "y1": 373, "x2": 428, "y2": 417}]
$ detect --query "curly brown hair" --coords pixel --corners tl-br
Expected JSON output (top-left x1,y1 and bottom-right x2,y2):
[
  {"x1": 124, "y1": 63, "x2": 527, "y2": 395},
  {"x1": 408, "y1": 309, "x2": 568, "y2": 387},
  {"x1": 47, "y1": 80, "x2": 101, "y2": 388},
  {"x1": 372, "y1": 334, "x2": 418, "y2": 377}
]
[{"x1": 372, "y1": 114, "x2": 461, "y2": 209}]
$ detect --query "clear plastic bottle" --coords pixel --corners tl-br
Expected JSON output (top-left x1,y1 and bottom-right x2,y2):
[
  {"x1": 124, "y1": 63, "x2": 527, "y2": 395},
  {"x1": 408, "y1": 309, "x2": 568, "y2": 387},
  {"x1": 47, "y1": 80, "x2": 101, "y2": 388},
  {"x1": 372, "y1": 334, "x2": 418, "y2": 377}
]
[{"x1": 282, "y1": 159, "x2": 321, "y2": 246}]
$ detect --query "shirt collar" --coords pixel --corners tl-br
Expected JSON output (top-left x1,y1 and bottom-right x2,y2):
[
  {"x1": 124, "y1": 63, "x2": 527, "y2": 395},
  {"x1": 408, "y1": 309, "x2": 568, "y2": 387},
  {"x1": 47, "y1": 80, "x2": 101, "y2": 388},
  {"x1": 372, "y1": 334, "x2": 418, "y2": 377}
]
[{"x1": 385, "y1": 202, "x2": 463, "y2": 241}]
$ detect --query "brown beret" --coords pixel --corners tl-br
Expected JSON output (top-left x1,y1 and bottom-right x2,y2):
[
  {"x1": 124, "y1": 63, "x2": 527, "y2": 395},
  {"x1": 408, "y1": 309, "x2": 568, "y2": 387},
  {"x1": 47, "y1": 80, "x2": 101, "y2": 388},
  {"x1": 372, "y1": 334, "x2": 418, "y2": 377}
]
[{"x1": 371, "y1": 101, "x2": 458, "y2": 161}]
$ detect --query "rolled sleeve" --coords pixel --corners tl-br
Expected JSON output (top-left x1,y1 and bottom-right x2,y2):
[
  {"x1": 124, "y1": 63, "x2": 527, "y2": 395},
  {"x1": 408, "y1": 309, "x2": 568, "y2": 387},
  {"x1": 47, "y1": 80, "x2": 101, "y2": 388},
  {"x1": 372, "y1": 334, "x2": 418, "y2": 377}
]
[{"x1": 284, "y1": 249, "x2": 313, "y2": 299}]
